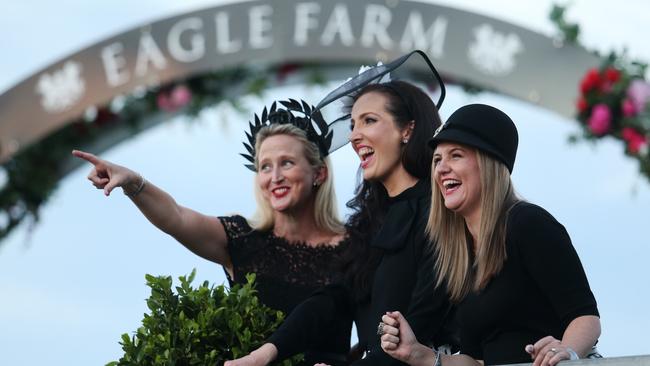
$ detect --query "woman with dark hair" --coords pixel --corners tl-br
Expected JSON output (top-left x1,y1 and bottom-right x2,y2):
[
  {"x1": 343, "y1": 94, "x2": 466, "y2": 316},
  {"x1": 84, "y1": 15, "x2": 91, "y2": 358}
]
[
  {"x1": 379, "y1": 104, "x2": 601, "y2": 366},
  {"x1": 226, "y1": 79, "x2": 456, "y2": 366}
]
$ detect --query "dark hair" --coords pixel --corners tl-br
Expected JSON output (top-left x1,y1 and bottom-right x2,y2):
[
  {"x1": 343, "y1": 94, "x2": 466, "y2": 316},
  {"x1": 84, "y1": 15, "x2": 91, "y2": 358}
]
[{"x1": 340, "y1": 80, "x2": 442, "y2": 301}]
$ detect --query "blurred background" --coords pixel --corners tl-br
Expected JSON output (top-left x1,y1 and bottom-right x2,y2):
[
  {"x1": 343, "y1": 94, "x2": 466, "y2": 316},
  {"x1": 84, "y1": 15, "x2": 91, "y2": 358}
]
[{"x1": 1, "y1": 1, "x2": 649, "y2": 364}]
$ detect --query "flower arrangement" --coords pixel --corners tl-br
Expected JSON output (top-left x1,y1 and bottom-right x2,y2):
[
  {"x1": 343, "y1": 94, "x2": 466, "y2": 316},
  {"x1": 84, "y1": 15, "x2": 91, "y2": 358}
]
[
  {"x1": 552, "y1": 4, "x2": 650, "y2": 181},
  {"x1": 576, "y1": 57, "x2": 650, "y2": 158}
]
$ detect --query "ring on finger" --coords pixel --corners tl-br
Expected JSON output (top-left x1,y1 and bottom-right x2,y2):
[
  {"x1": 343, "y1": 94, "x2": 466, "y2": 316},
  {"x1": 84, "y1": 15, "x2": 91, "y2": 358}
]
[{"x1": 377, "y1": 322, "x2": 385, "y2": 336}]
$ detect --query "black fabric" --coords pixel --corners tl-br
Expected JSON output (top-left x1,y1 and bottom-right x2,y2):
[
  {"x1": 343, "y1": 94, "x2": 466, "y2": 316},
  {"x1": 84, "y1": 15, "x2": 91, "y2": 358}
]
[
  {"x1": 268, "y1": 180, "x2": 458, "y2": 365},
  {"x1": 458, "y1": 202, "x2": 599, "y2": 365},
  {"x1": 429, "y1": 104, "x2": 518, "y2": 172},
  {"x1": 218, "y1": 215, "x2": 352, "y2": 365}
]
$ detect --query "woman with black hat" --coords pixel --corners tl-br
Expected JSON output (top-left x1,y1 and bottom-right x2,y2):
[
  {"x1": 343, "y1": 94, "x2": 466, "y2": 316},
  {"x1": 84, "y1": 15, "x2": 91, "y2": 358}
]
[{"x1": 378, "y1": 104, "x2": 601, "y2": 366}]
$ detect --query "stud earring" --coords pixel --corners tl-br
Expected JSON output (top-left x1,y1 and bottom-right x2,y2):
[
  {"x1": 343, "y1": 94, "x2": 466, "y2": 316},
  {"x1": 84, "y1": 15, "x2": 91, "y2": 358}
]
[{"x1": 402, "y1": 138, "x2": 409, "y2": 144}]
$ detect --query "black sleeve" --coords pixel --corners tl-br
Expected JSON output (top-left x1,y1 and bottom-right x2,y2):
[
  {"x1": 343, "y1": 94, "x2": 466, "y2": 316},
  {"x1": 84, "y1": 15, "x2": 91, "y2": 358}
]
[
  {"x1": 356, "y1": 239, "x2": 456, "y2": 365},
  {"x1": 510, "y1": 204, "x2": 599, "y2": 328},
  {"x1": 268, "y1": 284, "x2": 354, "y2": 361}
]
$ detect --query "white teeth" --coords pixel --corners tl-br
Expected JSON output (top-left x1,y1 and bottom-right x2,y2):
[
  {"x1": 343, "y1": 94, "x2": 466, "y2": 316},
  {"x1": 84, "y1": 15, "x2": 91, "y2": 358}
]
[
  {"x1": 443, "y1": 179, "x2": 461, "y2": 188},
  {"x1": 273, "y1": 187, "x2": 288, "y2": 194},
  {"x1": 358, "y1": 146, "x2": 375, "y2": 159}
]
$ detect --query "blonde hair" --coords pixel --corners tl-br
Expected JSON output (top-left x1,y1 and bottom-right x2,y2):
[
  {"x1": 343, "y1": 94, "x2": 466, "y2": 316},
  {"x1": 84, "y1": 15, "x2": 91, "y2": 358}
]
[
  {"x1": 427, "y1": 148, "x2": 518, "y2": 302},
  {"x1": 249, "y1": 123, "x2": 344, "y2": 234}
]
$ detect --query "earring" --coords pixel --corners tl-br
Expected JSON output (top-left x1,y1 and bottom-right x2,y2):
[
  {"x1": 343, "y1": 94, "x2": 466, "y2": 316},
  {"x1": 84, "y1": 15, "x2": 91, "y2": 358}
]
[
  {"x1": 402, "y1": 138, "x2": 409, "y2": 144},
  {"x1": 313, "y1": 181, "x2": 319, "y2": 187}
]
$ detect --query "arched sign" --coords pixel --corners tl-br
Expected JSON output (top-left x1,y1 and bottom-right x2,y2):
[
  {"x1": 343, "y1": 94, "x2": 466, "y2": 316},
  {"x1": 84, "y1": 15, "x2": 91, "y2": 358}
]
[{"x1": 0, "y1": 0, "x2": 597, "y2": 163}]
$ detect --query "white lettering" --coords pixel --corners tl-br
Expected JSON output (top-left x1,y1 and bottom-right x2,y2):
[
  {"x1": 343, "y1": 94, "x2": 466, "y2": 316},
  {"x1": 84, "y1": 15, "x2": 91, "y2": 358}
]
[
  {"x1": 361, "y1": 4, "x2": 393, "y2": 49},
  {"x1": 215, "y1": 11, "x2": 242, "y2": 54},
  {"x1": 135, "y1": 31, "x2": 167, "y2": 77},
  {"x1": 294, "y1": 2, "x2": 321, "y2": 46},
  {"x1": 168, "y1": 17, "x2": 205, "y2": 63},
  {"x1": 101, "y1": 42, "x2": 129, "y2": 87},
  {"x1": 249, "y1": 5, "x2": 273, "y2": 49},
  {"x1": 320, "y1": 4, "x2": 354, "y2": 46},
  {"x1": 399, "y1": 12, "x2": 447, "y2": 58}
]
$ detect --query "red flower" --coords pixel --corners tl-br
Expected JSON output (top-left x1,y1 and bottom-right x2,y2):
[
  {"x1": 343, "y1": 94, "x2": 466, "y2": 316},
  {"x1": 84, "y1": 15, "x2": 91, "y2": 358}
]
[
  {"x1": 276, "y1": 63, "x2": 301, "y2": 83},
  {"x1": 604, "y1": 67, "x2": 621, "y2": 83},
  {"x1": 580, "y1": 68, "x2": 602, "y2": 94},
  {"x1": 622, "y1": 127, "x2": 647, "y2": 154}
]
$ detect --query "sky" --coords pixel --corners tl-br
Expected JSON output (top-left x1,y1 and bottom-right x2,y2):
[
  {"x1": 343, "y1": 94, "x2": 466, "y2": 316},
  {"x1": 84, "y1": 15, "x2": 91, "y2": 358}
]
[{"x1": 1, "y1": 1, "x2": 649, "y2": 365}]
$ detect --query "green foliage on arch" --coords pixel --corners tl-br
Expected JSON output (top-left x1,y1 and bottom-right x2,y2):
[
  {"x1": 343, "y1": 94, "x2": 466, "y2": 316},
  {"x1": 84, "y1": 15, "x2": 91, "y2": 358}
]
[{"x1": 0, "y1": 63, "x2": 323, "y2": 243}]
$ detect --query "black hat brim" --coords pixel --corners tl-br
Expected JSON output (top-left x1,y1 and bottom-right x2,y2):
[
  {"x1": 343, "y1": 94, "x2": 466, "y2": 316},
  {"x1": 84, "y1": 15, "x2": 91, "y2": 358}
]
[{"x1": 428, "y1": 129, "x2": 511, "y2": 172}]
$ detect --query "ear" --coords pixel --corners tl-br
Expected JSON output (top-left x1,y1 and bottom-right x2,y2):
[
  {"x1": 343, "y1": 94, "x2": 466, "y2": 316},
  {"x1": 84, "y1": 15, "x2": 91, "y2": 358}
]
[
  {"x1": 313, "y1": 165, "x2": 328, "y2": 186},
  {"x1": 402, "y1": 120, "x2": 415, "y2": 141}
]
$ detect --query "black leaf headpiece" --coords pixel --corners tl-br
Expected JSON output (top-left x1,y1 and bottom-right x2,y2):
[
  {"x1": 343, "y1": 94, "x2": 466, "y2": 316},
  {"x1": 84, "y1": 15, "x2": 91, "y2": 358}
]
[{"x1": 240, "y1": 99, "x2": 334, "y2": 172}]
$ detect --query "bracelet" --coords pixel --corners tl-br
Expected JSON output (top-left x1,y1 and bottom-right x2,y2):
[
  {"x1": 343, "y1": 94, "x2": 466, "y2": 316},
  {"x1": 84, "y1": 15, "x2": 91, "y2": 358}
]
[
  {"x1": 566, "y1": 347, "x2": 580, "y2": 360},
  {"x1": 124, "y1": 174, "x2": 146, "y2": 197},
  {"x1": 432, "y1": 350, "x2": 441, "y2": 366}
]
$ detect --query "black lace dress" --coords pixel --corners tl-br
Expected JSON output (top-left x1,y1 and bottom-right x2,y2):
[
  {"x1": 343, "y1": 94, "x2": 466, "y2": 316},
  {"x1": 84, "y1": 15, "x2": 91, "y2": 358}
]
[{"x1": 219, "y1": 215, "x2": 352, "y2": 365}]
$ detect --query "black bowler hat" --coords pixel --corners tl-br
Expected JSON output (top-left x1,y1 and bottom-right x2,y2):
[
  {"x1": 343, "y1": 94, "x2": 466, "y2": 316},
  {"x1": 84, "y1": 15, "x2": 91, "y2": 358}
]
[{"x1": 428, "y1": 104, "x2": 518, "y2": 172}]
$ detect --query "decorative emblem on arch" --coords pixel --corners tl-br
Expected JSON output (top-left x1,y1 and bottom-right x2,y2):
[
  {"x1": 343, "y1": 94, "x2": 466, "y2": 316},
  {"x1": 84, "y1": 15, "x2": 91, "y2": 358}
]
[
  {"x1": 36, "y1": 61, "x2": 86, "y2": 113},
  {"x1": 468, "y1": 24, "x2": 523, "y2": 76}
]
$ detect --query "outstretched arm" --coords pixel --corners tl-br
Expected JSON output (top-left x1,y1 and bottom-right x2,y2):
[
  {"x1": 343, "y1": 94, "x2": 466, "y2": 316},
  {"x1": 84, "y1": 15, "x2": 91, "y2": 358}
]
[
  {"x1": 525, "y1": 315, "x2": 601, "y2": 366},
  {"x1": 72, "y1": 150, "x2": 231, "y2": 269}
]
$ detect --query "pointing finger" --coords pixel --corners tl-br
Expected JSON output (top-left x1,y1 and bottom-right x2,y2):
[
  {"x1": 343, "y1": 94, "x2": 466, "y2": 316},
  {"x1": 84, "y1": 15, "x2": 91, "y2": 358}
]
[{"x1": 72, "y1": 149, "x2": 101, "y2": 165}]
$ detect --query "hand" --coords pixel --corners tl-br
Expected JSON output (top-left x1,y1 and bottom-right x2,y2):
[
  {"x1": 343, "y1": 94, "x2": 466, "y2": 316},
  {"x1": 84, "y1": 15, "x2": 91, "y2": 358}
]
[
  {"x1": 72, "y1": 149, "x2": 139, "y2": 196},
  {"x1": 380, "y1": 311, "x2": 424, "y2": 364},
  {"x1": 224, "y1": 343, "x2": 277, "y2": 366},
  {"x1": 224, "y1": 354, "x2": 265, "y2": 366},
  {"x1": 525, "y1": 336, "x2": 577, "y2": 366}
]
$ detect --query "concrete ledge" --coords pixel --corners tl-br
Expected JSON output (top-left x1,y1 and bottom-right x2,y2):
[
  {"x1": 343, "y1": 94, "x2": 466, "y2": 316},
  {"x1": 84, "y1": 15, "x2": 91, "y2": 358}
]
[{"x1": 507, "y1": 355, "x2": 650, "y2": 365}]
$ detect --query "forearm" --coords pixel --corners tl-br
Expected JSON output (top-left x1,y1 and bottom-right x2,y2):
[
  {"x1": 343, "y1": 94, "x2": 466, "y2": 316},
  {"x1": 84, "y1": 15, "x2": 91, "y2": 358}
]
[
  {"x1": 561, "y1": 315, "x2": 601, "y2": 357},
  {"x1": 130, "y1": 181, "x2": 185, "y2": 234},
  {"x1": 250, "y1": 343, "x2": 278, "y2": 365},
  {"x1": 129, "y1": 181, "x2": 227, "y2": 263}
]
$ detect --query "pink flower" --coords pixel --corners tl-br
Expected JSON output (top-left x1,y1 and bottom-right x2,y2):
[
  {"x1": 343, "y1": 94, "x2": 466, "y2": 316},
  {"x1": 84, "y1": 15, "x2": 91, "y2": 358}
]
[
  {"x1": 587, "y1": 104, "x2": 611, "y2": 136},
  {"x1": 622, "y1": 98, "x2": 637, "y2": 117},
  {"x1": 170, "y1": 85, "x2": 192, "y2": 109},
  {"x1": 157, "y1": 85, "x2": 192, "y2": 112},
  {"x1": 626, "y1": 79, "x2": 650, "y2": 113},
  {"x1": 622, "y1": 127, "x2": 648, "y2": 154}
]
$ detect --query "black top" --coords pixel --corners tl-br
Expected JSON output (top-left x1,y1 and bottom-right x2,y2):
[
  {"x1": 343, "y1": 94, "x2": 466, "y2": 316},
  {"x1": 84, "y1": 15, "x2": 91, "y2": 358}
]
[
  {"x1": 458, "y1": 202, "x2": 599, "y2": 365},
  {"x1": 219, "y1": 215, "x2": 352, "y2": 365},
  {"x1": 268, "y1": 180, "x2": 457, "y2": 365}
]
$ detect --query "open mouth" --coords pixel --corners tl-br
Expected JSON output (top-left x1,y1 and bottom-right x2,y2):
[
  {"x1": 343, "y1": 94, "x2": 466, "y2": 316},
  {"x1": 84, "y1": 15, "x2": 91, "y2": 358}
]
[
  {"x1": 272, "y1": 187, "x2": 290, "y2": 198},
  {"x1": 358, "y1": 146, "x2": 375, "y2": 168},
  {"x1": 442, "y1": 179, "x2": 461, "y2": 193}
]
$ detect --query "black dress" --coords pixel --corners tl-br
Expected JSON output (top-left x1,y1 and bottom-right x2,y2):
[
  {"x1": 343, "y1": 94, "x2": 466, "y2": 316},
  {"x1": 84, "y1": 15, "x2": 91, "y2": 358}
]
[
  {"x1": 458, "y1": 202, "x2": 599, "y2": 365},
  {"x1": 219, "y1": 215, "x2": 352, "y2": 365},
  {"x1": 267, "y1": 180, "x2": 457, "y2": 365}
]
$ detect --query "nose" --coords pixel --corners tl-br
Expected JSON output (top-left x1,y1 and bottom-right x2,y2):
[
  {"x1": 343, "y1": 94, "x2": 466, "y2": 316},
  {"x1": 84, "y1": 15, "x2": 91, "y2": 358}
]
[
  {"x1": 349, "y1": 124, "x2": 361, "y2": 145},
  {"x1": 434, "y1": 157, "x2": 450, "y2": 176},
  {"x1": 271, "y1": 166, "x2": 284, "y2": 183}
]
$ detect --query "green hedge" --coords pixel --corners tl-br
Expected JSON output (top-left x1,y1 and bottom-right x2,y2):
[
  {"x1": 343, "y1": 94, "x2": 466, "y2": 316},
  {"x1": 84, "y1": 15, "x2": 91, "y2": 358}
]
[{"x1": 107, "y1": 270, "x2": 302, "y2": 366}]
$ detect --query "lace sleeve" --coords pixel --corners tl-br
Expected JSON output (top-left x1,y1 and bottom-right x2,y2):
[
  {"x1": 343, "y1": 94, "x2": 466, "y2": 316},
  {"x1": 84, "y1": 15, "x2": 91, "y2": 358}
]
[{"x1": 218, "y1": 215, "x2": 253, "y2": 242}]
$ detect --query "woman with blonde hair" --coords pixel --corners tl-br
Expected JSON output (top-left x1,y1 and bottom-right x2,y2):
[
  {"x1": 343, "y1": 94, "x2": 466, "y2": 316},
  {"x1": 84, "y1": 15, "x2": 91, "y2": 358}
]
[
  {"x1": 379, "y1": 104, "x2": 600, "y2": 366},
  {"x1": 73, "y1": 100, "x2": 352, "y2": 365}
]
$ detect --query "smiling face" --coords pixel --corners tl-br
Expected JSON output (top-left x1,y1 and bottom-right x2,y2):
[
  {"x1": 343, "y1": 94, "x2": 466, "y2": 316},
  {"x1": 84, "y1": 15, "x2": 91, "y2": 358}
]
[
  {"x1": 433, "y1": 142, "x2": 482, "y2": 219},
  {"x1": 349, "y1": 92, "x2": 412, "y2": 185},
  {"x1": 256, "y1": 134, "x2": 321, "y2": 213}
]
